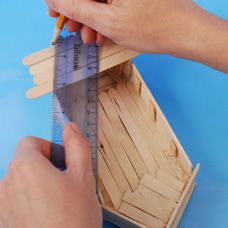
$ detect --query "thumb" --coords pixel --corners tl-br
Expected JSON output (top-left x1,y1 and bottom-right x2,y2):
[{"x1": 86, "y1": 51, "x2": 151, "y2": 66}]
[
  {"x1": 45, "y1": 0, "x2": 111, "y2": 34},
  {"x1": 63, "y1": 122, "x2": 93, "y2": 177}
]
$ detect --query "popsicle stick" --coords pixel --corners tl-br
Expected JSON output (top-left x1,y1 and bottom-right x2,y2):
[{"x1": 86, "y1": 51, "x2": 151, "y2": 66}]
[
  {"x1": 108, "y1": 88, "x2": 158, "y2": 176},
  {"x1": 33, "y1": 69, "x2": 54, "y2": 85},
  {"x1": 117, "y1": 82, "x2": 175, "y2": 176},
  {"x1": 99, "y1": 92, "x2": 147, "y2": 178},
  {"x1": 23, "y1": 46, "x2": 55, "y2": 66},
  {"x1": 26, "y1": 82, "x2": 52, "y2": 99},
  {"x1": 168, "y1": 157, "x2": 188, "y2": 182},
  {"x1": 29, "y1": 58, "x2": 54, "y2": 75},
  {"x1": 126, "y1": 80, "x2": 171, "y2": 154},
  {"x1": 122, "y1": 191, "x2": 170, "y2": 223},
  {"x1": 130, "y1": 64, "x2": 193, "y2": 177},
  {"x1": 99, "y1": 102, "x2": 139, "y2": 190},
  {"x1": 156, "y1": 169, "x2": 186, "y2": 192},
  {"x1": 119, "y1": 202, "x2": 165, "y2": 228},
  {"x1": 140, "y1": 174, "x2": 181, "y2": 202},
  {"x1": 98, "y1": 127, "x2": 131, "y2": 194},
  {"x1": 26, "y1": 49, "x2": 139, "y2": 99},
  {"x1": 167, "y1": 164, "x2": 200, "y2": 228},
  {"x1": 98, "y1": 149, "x2": 122, "y2": 210},
  {"x1": 23, "y1": 39, "x2": 124, "y2": 66},
  {"x1": 135, "y1": 184, "x2": 177, "y2": 212}
]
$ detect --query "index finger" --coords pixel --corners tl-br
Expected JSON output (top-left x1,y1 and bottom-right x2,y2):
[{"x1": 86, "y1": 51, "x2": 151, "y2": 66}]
[{"x1": 14, "y1": 137, "x2": 51, "y2": 161}]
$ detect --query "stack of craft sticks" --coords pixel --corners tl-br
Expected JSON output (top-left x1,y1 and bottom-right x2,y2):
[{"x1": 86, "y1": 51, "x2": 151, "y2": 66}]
[{"x1": 23, "y1": 40, "x2": 199, "y2": 228}]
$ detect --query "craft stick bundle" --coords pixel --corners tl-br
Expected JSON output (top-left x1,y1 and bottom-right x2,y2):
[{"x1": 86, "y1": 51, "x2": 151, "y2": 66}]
[{"x1": 23, "y1": 39, "x2": 199, "y2": 228}]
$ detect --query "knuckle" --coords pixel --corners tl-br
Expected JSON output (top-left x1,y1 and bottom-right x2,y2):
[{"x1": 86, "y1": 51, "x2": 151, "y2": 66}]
[
  {"x1": 17, "y1": 136, "x2": 37, "y2": 149},
  {"x1": 69, "y1": 0, "x2": 82, "y2": 20}
]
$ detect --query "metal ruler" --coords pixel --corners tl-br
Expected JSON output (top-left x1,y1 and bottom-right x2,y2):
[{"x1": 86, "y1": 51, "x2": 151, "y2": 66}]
[{"x1": 50, "y1": 34, "x2": 99, "y2": 189}]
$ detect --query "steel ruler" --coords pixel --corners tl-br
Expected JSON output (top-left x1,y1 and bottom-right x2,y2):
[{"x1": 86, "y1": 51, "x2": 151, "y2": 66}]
[{"x1": 50, "y1": 33, "x2": 99, "y2": 189}]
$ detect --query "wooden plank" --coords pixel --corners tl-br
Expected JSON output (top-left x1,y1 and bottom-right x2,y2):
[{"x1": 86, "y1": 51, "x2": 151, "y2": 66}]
[
  {"x1": 119, "y1": 202, "x2": 166, "y2": 228},
  {"x1": 172, "y1": 183, "x2": 196, "y2": 227},
  {"x1": 98, "y1": 150, "x2": 122, "y2": 209},
  {"x1": 140, "y1": 174, "x2": 181, "y2": 202},
  {"x1": 168, "y1": 157, "x2": 188, "y2": 182},
  {"x1": 122, "y1": 191, "x2": 170, "y2": 223},
  {"x1": 99, "y1": 102, "x2": 139, "y2": 190},
  {"x1": 98, "y1": 127, "x2": 131, "y2": 194},
  {"x1": 117, "y1": 82, "x2": 175, "y2": 176},
  {"x1": 135, "y1": 184, "x2": 177, "y2": 213},
  {"x1": 156, "y1": 169, "x2": 186, "y2": 192},
  {"x1": 167, "y1": 164, "x2": 200, "y2": 228},
  {"x1": 99, "y1": 92, "x2": 147, "y2": 178},
  {"x1": 107, "y1": 88, "x2": 158, "y2": 176},
  {"x1": 26, "y1": 49, "x2": 139, "y2": 99},
  {"x1": 23, "y1": 46, "x2": 55, "y2": 66},
  {"x1": 23, "y1": 39, "x2": 124, "y2": 66},
  {"x1": 126, "y1": 80, "x2": 171, "y2": 154},
  {"x1": 102, "y1": 205, "x2": 147, "y2": 228},
  {"x1": 29, "y1": 57, "x2": 54, "y2": 75},
  {"x1": 131, "y1": 63, "x2": 193, "y2": 176},
  {"x1": 33, "y1": 69, "x2": 54, "y2": 85}
]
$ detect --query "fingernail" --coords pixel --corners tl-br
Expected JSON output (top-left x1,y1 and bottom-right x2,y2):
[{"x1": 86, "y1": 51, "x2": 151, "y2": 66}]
[{"x1": 81, "y1": 32, "x2": 88, "y2": 46}]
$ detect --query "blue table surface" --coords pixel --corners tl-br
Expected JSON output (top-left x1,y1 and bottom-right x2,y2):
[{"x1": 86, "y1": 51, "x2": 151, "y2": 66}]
[{"x1": 0, "y1": 1, "x2": 227, "y2": 227}]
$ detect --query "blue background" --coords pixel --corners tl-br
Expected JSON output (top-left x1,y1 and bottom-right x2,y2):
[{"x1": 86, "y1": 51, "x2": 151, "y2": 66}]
[{"x1": 0, "y1": 1, "x2": 227, "y2": 227}]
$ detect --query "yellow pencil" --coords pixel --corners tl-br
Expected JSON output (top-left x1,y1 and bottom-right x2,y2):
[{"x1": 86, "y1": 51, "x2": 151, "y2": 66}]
[{"x1": 52, "y1": 15, "x2": 67, "y2": 45}]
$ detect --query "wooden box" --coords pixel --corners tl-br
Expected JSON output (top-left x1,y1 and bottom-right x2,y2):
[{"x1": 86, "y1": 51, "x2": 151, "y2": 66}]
[{"x1": 23, "y1": 40, "x2": 200, "y2": 228}]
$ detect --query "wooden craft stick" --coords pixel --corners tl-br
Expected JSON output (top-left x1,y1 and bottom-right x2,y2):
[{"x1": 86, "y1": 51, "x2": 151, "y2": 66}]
[
  {"x1": 140, "y1": 174, "x2": 181, "y2": 203},
  {"x1": 29, "y1": 58, "x2": 54, "y2": 75},
  {"x1": 167, "y1": 157, "x2": 188, "y2": 182},
  {"x1": 26, "y1": 49, "x2": 139, "y2": 99},
  {"x1": 23, "y1": 39, "x2": 124, "y2": 66},
  {"x1": 107, "y1": 88, "x2": 158, "y2": 176},
  {"x1": 119, "y1": 202, "x2": 166, "y2": 228},
  {"x1": 99, "y1": 102, "x2": 139, "y2": 190},
  {"x1": 130, "y1": 64, "x2": 193, "y2": 177},
  {"x1": 126, "y1": 80, "x2": 171, "y2": 154},
  {"x1": 116, "y1": 82, "x2": 175, "y2": 176},
  {"x1": 98, "y1": 149, "x2": 122, "y2": 210},
  {"x1": 33, "y1": 69, "x2": 54, "y2": 85},
  {"x1": 136, "y1": 184, "x2": 177, "y2": 211},
  {"x1": 98, "y1": 127, "x2": 131, "y2": 194},
  {"x1": 23, "y1": 46, "x2": 55, "y2": 66},
  {"x1": 99, "y1": 92, "x2": 147, "y2": 178},
  {"x1": 122, "y1": 191, "x2": 170, "y2": 223},
  {"x1": 156, "y1": 169, "x2": 186, "y2": 192},
  {"x1": 26, "y1": 82, "x2": 52, "y2": 99},
  {"x1": 102, "y1": 205, "x2": 147, "y2": 228},
  {"x1": 167, "y1": 164, "x2": 200, "y2": 228}
]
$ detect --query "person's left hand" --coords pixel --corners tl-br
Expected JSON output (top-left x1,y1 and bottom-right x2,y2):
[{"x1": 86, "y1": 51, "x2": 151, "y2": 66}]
[{"x1": 0, "y1": 123, "x2": 102, "y2": 228}]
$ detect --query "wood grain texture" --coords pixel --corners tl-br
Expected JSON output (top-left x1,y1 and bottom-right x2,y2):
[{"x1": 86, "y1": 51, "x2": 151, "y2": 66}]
[
  {"x1": 119, "y1": 202, "x2": 166, "y2": 228},
  {"x1": 140, "y1": 174, "x2": 181, "y2": 202},
  {"x1": 98, "y1": 150, "x2": 122, "y2": 209},
  {"x1": 99, "y1": 102, "x2": 139, "y2": 190},
  {"x1": 99, "y1": 92, "x2": 147, "y2": 178},
  {"x1": 98, "y1": 127, "x2": 131, "y2": 194},
  {"x1": 122, "y1": 191, "x2": 171, "y2": 223},
  {"x1": 108, "y1": 88, "x2": 158, "y2": 176}
]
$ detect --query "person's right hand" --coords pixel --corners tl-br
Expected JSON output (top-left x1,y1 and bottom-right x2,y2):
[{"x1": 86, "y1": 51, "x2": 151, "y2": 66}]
[
  {"x1": 45, "y1": 0, "x2": 204, "y2": 53},
  {"x1": 45, "y1": 0, "x2": 228, "y2": 73}
]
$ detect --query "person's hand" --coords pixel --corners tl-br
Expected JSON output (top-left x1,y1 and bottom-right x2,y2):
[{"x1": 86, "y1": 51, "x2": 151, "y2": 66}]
[
  {"x1": 48, "y1": 7, "x2": 106, "y2": 45},
  {"x1": 45, "y1": 0, "x2": 204, "y2": 53},
  {"x1": 45, "y1": 0, "x2": 228, "y2": 73},
  {"x1": 0, "y1": 123, "x2": 102, "y2": 228}
]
